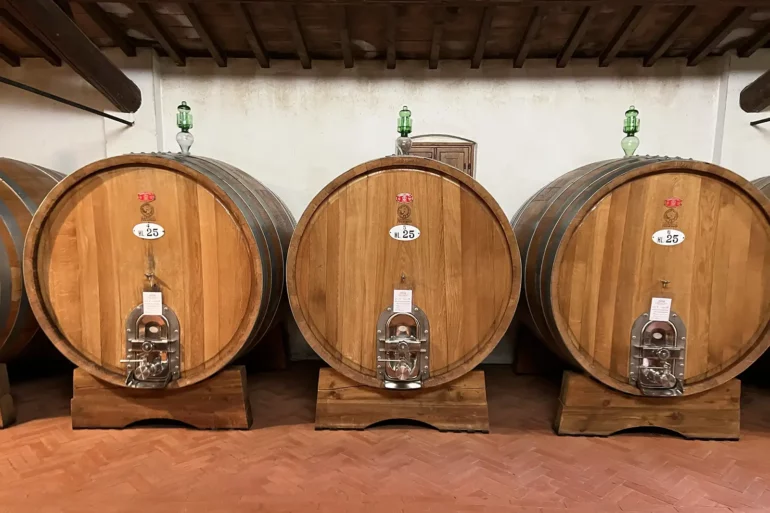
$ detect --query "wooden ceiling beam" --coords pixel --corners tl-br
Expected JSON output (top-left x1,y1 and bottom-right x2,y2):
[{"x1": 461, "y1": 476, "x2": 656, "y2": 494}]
[
  {"x1": 386, "y1": 4, "x2": 396, "y2": 69},
  {"x1": 284, "y1": 5, "x2": 311, "y2": 69},
  {"x1": 738, "y1": 19, "x2": 770, "y2": 58},
  {"x1": 338, "y1": 5, "x2": 353, "y2": 68},
  {"x1": 514, "y1": 6, "x2": 542, "y2": 68},
  {"x1": 70, "y1": 1, "x2": 770, "y2": 6},
  {"x1": 181, "y1": 2, "x2": 226, "y2": 67},
  {"x1": 688, "y1": 6, "x2": 747, "y2": 66},
  {"x1": 53, "y1": 0, "x2": 72, "y2": 18},
  {"x1": 80, "y1": 3, "x2": 136, "y2": 57},
  {"x1": 471, "y1": 5, "x2": 494, "y2": 69},
  {"x1": 556, "y1": 5, "x2": 595, "y2": 68},
  {"x1": 6, "y1": 0, "x2": 141, "y2": 112},
  {"x1": 238, "y1": 3, "x2": 269, "y2": 68},
  {"x1": 740, "y1": 68, "x2": 770, "y2": 112},
  {"x1": 132, "y1": 2, "x2": 185, "y2": 66},
  {"x1": 429, "y1": 6, "x2": 445, "y2": 69},
  {"x1": 0, "y1": 43, "x2": 19, "y2": 66},
  {"x1": 599, "y1": 5, "x2": 649, "y2": 67},
  {"x1": 643, "y1": 5, "x2": 695, "y2": 67},
  {"x1": 0, "y1": 8, "x2": 61, "y2": 66}
]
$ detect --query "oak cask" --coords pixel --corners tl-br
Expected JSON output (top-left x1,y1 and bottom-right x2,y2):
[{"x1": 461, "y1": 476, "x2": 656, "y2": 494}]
[
  {"x1": 24, "y1": 154, "x2": 294, "y2": 388},
  {"x1": 513, "y1": 157, "x2": 770, "y2": 396},
  {"x1": 0, "y1": 158, "x2": 62, "y2": 361},
  {"x1": 287, "y1": 156, "x2": 521, "y2": 389}
]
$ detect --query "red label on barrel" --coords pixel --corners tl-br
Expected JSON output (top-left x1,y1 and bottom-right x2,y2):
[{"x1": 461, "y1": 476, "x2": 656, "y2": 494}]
[
  {"x1": 664, "y1": 197, "x2": 682, "y2": 208},
  {"x1": 138, "y1": 192, "x2": 156, "y2": 202},
  {"x1": 396, "y1": 193, "x2": 413, "y2": 203}
]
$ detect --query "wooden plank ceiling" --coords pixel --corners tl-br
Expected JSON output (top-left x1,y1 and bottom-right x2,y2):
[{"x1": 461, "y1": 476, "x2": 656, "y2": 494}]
[{"x1": 1, "y1": 1, "x2": 770, "y2": 70}]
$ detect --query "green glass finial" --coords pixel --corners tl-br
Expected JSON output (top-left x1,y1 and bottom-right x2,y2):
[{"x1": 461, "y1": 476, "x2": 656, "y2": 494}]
[
  {"x1": 176, "y1": 101, "x2": 193, "y2": 132},
  {"x1": 397, "y1": 106, "x2": 412, "y2": 137},
  {"x1": 175, "y1": 101, "x2": 194, "y2": 155},
  {"x1": 621, "y1": 105, "x2": 640, "y2": 156}
]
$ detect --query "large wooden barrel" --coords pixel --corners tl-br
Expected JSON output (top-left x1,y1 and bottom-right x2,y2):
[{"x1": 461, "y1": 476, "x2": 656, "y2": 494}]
[
  {"x1": 24, "y1": 154, "x2": 294, "y2": 388},
  {"x1": 753, "y1": 176, "x2": 770, "y2": 194},
  {"x1": 287, "y1": 156, "x2": 520, "y2": 389},
  {"x1": 0, "y1": 158, "x2": 63, "y2": 361},
  {"x1": 513, "y1": 156, "x2": 770, "y2": 396}
]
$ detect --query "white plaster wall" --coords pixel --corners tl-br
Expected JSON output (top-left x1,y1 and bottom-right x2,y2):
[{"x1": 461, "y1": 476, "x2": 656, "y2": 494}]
[
  {"x1": 0, "y1": 51, "x2": 762, "y2": 362},
  {"x1": 721, "y1": 50, "x2": 770, "y2": 180}
]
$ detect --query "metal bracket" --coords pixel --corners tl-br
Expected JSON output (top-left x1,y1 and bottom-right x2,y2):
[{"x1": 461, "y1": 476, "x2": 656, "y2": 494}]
[
  {"x1": 629, "y1": 311, "x2": 686, "y2": 397},
  {"x1": 376, "y1": 304, "x2": 430, "y2": 389},
  {"x1": 122, "y1": 303, "x2": 180, "y2": 389}
]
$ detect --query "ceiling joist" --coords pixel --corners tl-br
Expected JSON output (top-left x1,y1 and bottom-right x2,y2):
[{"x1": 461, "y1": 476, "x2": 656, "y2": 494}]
[
  {"x1": 429, "y1": 6, "x2": 445, "y2": 70},
  {"x1": 644, "y1": 5, "x2": 696, "y2": 67},
  {"x1": 688, "y1": 6, "x2": 747, "y2": 66},
  {"x1": 0, "y1": 43, "x2": 19, "y2": 66},
  {"x1": 284, "y1": 5, "x2": 311, "y2": 69},
  {"x1": 133, "y1": 2, "x2": 185, "y2": 66},
  {"x1": 238, "y1": 3, "x2": 269, "y2": 68},
  {"x1": 338, "y1": 6, "x2": 353, "y2": 68},
  {"x1": 386, "y1": 5, "x2": 397, "y2": 69},
  {"x1": 599, "y1": 5, "x2": 650, "y2": 67},
  {"x1": 514, "y1": 7, "x2": 542, "y2": 68},
  {"x1": 557, "y1": 5, "x2": 595, "y2": 68},
  {"x1": 181, "y1": 2, "x2": 226, "y2": 67},
  {"x1": 80, "y1": 3, "x2": 136, "y2": 57},
  {"x1": 738, "y1": 19, "x2": 770, "y2": 58},
  {"x1": 471, "y1": 6, "x2": 494, "y2": 69}
]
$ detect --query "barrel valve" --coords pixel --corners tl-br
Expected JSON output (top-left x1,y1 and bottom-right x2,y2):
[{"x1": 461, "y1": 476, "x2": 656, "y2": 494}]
[
  {"x1": 375, "y1": 305, "x2": 430, "y2": 389},
  {"x1": 124, "y1": 303, "x2": 180, "y2": 388},
  {"x1": 629, "y1": 311, "x2": 686, "y2": 396}
]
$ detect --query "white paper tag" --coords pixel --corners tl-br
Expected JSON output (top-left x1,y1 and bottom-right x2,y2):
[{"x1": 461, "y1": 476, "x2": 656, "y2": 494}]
[
  {"x1": 143, "y1": 291, "x2": 163, "y2": 316},
  {"x1": 649, "y1": 297, "x2": 672, "y2": 322},
  {"x1": 393, "y1": 289, "x2": 413, "y2": 313}
]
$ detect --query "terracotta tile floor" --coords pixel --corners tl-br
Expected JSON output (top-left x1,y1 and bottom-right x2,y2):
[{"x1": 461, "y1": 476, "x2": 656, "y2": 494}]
[{"x1": 2, "y1": 363, "x2": 770, "y2": 513}]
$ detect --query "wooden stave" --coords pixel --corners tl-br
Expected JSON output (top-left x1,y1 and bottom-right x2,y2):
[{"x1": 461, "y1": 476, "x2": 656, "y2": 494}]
[
  {"x1": 23, "y1": 153, "x2": 294, "y2": 388},
  {"x1": 287, "y1": 155, "x2": 521, "y2": 389},
  {"x1": 0, "y1": 158, "x2": 62, "y2": 361},
  {"x1": 513, "y1": 157, "x2": 770, "y2": 396}
]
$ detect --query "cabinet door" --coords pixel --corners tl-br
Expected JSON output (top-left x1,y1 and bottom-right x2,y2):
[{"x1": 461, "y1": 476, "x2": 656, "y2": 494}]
[
  {"x1": 436, "y1": 146, "x2": 472, "y2": 175},
  {"x1": 409, "y1": 147, "x2": 436, "y2": 159}
]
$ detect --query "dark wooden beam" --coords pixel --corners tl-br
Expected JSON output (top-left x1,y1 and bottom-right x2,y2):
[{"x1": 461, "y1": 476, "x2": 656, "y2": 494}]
[
  {"x1": 338, "y1": 5, "x2": 353, "y2": 68},
  {"x1": 133, "y1": 2, "x2": 184, "y2": 66},
  {"x1": 386, "y1": 4, "x2": 396, "y2": 69},
  {"x1": 514, "y1": 6, "x2": 542, "y2": 68},
  {"x1": 471, "y1": 6, "x2": 494, "y2": 69},
  {"x1": 688, "y1": 7, "x2": 747, "y2": 66},
  {"x1": 740, "y1": 68, "x2": 770, "y2": 113},
  {"x1": 53, "y1": 0, "x2": 72, "y2": 18},
  {"x1": 0, "y1": 8, "x2": 61, "y2": 65},
  {"x1": 284, "y1": 5, "x2": 310, "y2": 69},
  {"x1": 644, "y1": 6, "x2": 695, "y2": 67},
  {"x1": 69, "y1": 0, "x2": 770, "y2": 6},
  {"x1": 80, "y1": 3, "x2": 136, "y2": 57},
  {"x1": 599, "y1": 5, "x2": 649, "y2": 67},
  {"x1": 7, "y1": 0, "x2": 141, "y2": 112},
  {"x1": 429, "y1": 6, "x2": 445, "y2": 69},
  {"x1": 738, "y1": 20, "x2": 770, "y2": 58},
  {"x1": 181, "y1": 3, "x2": 226, "y2": 67},
  {"x1": 0, "y1": 43, "x2": 19, "y2": 66},
  {"x1": 238, "y1": 3, "x2": 269, "y2": 68},
  {"x1": 556, "y1": 6, "x2": 595, "y2": 68}
]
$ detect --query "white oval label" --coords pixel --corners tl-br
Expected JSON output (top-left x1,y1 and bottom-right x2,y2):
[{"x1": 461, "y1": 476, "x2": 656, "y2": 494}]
[
  {"x1": 389, "y1": 225, "x2": 420, "y2": 241},
  {"x1": 133, "y1": 222, "x2": 165, "y2": 240},
  {"x1": 652, "y1": 229, "x2": 685, "y2": 246}
]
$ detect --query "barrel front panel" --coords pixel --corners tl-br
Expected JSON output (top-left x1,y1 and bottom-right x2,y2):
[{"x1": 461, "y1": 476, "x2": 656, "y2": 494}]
[
  {"x1": 552, "y1": 172, "x2": 770, "y2": 389},
  {"x1": 294, "y1": 168, "x2": 515, "y2": 386},
  {"x1": 34, "y1": 166, "x2": 255, "y2": 383}
]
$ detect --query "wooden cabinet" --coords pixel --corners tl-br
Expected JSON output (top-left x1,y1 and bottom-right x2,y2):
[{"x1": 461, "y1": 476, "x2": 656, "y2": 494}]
[{"x1": 410, "y1": 142, "x2": 475, "y2": 177}]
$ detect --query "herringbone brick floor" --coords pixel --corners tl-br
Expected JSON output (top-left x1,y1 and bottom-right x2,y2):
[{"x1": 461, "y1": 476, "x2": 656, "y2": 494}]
[{"x1": 2, "y1": 363, "x2": 770, "y2": 513}]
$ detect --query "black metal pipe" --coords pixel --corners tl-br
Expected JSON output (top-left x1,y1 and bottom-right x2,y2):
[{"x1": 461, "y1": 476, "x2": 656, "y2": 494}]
[
  {"x1": 0, "y1": 75, "x2": 134, "y2": 127},
  {"x1": 750, "y1": 116, "x2": 770, "y2": 127}
]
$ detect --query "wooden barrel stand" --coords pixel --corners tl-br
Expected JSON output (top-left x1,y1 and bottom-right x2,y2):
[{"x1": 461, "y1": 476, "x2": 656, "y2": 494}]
[
  {"x1": 513, "y1": 157, "x2": 770, "y2": 439},
  {"x1": 555, "y1": 371, "x2": 740, "y2": 440},
  {"x1": 288, "y1": 156, "x2": 520, "y2": 431},
  {"x1": 315, "y1": 368, "x2": 489, "y2": 432},
  {"x1": 24, "y1": 154, "x2": 294, "y2": 429}
]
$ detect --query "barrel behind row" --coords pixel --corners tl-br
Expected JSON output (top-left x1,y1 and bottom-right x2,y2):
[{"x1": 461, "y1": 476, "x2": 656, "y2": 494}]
[
  {"x1": 24, "y1": 154, "x2": 295, "y2": 388},
  {"x1": 513, "y1": 157, "x2": 770, "y2": 397}
]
